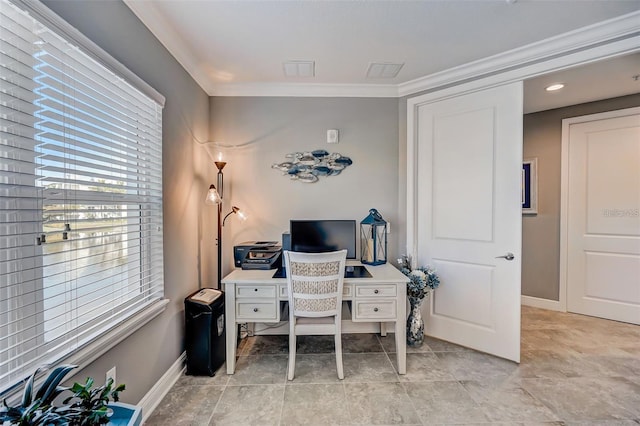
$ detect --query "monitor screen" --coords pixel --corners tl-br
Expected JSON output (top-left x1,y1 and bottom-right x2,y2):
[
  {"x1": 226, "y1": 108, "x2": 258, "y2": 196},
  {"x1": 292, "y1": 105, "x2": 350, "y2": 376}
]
[{"x1": 290, "y1": 220, "x2": 356, "y2": 259}]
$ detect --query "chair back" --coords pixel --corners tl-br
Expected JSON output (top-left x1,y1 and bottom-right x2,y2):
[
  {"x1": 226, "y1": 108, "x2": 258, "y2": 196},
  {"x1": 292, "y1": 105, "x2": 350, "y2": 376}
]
[{"x1": 284, "y1": 250, "x2": 347, "y2": 318}]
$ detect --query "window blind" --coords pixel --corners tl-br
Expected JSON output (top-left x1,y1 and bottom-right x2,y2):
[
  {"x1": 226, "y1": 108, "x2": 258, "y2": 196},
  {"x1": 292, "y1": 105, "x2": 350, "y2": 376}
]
[{"x1": 0, "y1": 0, "x2": 164, "y2": 394}]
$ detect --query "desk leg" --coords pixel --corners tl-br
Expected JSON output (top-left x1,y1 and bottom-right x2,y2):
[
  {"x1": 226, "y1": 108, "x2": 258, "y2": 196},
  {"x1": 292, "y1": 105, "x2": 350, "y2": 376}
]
[
  {"x1": 380, "y1": 322, "x2": 387, "y2": 337},
  {"x1": 395, "y1": 294, "x2": 407, "y2": 375},
  {"x1": 225, "y1": 288, "x2": 237, "y2": 374}
]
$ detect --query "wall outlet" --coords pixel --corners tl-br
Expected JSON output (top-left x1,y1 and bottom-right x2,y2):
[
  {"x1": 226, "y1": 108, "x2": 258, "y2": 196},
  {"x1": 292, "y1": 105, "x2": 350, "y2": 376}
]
[{"x1": 106, "y1": 366, "x2": 116, "y2": 384}]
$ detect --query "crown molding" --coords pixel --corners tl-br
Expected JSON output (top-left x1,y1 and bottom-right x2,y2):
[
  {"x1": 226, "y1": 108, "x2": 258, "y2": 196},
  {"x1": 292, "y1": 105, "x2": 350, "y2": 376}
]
[
  {"x1": 123, "y1": 4, "x2": 639, "y2": 98},
  {"x1": 123, "y1": 0, "x2": 213, "y2": 95},
  {"x1": 123, "y1": 0, "x2": 397, "y2": 97},
  {"x1": 397, "y1": 10, "x2": 640, "y2": 97}
]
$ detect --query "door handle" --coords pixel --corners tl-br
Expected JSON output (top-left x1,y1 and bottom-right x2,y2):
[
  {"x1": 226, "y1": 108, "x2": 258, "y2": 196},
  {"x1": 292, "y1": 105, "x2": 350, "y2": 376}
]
[{"x1": 495, "y1": 252, "x2": 515, "y2": 261}]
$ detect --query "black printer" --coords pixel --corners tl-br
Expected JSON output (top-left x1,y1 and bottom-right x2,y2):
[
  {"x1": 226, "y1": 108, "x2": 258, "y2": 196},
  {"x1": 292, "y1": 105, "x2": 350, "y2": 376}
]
[{"x1": 233, "y1": 241, "x2": 282, "y2": 270}]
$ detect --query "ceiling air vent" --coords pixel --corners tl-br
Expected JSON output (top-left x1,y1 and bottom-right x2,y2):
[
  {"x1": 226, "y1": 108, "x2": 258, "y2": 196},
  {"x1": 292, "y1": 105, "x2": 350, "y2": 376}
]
[
  {"x1": 283, "y1": 61, "x2": 315, "y2": 78},
  {"x1": 366, "y1": 62, "x2": 404, "y2": 78}
]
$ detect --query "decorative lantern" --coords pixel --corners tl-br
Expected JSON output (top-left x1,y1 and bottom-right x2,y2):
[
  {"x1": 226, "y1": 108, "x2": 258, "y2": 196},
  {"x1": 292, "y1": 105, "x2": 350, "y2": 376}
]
[{"x1": 360, "y1": 208, "x2": 387, "y2": 265}]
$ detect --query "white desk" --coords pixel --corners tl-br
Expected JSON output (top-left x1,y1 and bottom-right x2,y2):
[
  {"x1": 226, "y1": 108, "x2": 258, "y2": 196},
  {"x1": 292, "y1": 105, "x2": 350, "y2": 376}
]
[{"x1": 221, "y1": 262, "x2": 408, "y2": 375}]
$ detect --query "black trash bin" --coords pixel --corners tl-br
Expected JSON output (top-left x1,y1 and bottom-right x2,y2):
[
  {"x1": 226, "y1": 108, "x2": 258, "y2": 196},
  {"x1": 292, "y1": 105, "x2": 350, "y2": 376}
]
[{"x1": 184, "y1": 288, "x2": 226, "y2": 376}]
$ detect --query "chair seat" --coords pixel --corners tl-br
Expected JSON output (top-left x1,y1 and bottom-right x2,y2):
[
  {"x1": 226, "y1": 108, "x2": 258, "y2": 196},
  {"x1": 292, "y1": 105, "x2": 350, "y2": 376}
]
[{"x1": 295, "y1": 316, "x2": 337, "y2": 335}]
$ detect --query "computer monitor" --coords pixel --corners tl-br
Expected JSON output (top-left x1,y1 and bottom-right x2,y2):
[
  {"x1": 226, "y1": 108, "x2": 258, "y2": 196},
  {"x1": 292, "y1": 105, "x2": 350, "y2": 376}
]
[{"x1": 289, "y1": 220, "x2": 356, "y2": 259}]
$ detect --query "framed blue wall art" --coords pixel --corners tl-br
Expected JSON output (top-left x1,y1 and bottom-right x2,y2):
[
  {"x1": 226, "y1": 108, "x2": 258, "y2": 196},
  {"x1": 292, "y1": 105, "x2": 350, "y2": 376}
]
[{"x1": 522, "y1": 158, "x2": 538, "y2": 214}]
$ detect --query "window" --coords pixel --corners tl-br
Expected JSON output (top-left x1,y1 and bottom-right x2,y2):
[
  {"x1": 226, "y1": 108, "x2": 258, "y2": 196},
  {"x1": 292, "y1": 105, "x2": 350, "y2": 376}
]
[{"x1": 1, "y1": 0, "x2": 164, "y2": 394}]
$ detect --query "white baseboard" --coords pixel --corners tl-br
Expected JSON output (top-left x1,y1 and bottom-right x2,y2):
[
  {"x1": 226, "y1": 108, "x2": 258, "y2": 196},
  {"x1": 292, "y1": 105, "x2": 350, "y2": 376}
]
[
  {"x1": 521, "y1": 295, "x2": 564, "y2": 312},
  {"x1": 138, "y1": 352, "x2": 185, "y2": 421}
]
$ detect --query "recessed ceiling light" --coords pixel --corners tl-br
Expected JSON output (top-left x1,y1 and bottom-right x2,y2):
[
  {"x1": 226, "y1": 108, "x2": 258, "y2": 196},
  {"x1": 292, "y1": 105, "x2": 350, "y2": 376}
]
[
  {"x1": 283, "y1": 61, "x2": 315, "y2": 78},
  {"x1": 366, "y1": 62, "x2": 404, "y2": 79},
  {"x1": 545, "y1": 83, "x2": 565, "y2": 92}
]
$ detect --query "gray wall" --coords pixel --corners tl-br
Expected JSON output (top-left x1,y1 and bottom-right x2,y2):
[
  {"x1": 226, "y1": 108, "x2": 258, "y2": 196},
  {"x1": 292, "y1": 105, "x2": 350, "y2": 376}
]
[
  {"x1": 215, "y1": 92, "x2": 638, "y2": 303},
  {"x1": 209, "y1": 97, "x2": 400, "y2": 276},
  {"x1": 41, "y1": 0, "x2": 213, "y2": 403},
  {"x1": 522, "y1": 94, "x2": 640, "y2": 300}
]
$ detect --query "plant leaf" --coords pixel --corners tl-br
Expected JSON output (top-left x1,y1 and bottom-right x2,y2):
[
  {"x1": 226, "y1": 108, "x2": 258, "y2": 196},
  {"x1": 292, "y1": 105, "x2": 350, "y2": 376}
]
[
  {"x1": 84, "y1": 377, "x2": 94, "y2": 389},
  {"x1": 21, "y1": 365, "x2": 45, "y2": 407},
  {"x1": 71, "y1": 381, "x2": 85, "y2": 393},
  {"x1": 99, "y1": 385, "x2": 111, "y2": 402},
  {"x1": 35, "y1": 364, "x2": 77, "y2": 404}
]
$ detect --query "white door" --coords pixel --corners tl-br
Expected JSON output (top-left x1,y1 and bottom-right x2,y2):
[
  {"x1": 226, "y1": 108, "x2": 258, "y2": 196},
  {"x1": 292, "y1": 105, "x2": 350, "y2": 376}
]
[
  {"x1": 407, "y1": 82, "x2": 523, "y2": 362},
  {"x1": 564, "y1": 108, "x2": 640, "y2": 325}
]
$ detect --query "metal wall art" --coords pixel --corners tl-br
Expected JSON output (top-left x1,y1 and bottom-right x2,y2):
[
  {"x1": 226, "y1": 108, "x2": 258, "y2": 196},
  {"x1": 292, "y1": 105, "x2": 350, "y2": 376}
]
[{"x1": 272, "y1": 149, "x2": 353, "y2": 183}]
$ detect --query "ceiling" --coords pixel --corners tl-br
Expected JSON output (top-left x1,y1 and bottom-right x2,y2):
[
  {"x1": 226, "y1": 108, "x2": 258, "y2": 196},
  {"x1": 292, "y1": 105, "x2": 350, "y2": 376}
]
[{"x1": 124, "y1": 1, "x2": 640, "y2": 112}]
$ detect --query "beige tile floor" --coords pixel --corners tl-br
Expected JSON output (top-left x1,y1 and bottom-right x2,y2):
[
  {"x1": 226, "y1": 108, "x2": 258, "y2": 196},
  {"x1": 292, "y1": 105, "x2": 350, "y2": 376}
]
[{"x1": 145, "y1": 306, "x2": 640, "y2": 425}]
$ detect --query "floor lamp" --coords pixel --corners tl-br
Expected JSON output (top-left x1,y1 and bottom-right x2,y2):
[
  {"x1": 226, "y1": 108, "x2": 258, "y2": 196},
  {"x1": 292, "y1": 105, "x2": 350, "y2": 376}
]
[{"x1": 205, "y1": 159, "x2": 246, "y2": 289}]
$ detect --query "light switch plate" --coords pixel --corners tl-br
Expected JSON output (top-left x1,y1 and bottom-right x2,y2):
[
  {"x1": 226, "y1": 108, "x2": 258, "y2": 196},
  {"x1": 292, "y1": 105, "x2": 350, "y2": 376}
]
[{"x1": 327, "y1": 129, "x2": 339, "y2": 144}]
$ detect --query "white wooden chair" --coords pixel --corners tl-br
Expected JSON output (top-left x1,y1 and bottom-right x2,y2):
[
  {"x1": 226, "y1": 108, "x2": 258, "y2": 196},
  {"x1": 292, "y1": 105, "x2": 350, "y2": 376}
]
[{"x1": 284, "y1": 249, "x2": 347, "y2": 380}]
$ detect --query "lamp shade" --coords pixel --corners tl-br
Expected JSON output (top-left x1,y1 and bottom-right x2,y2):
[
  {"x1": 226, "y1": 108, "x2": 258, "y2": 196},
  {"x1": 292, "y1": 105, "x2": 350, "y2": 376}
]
[
  {"x1": 205, "y1": 184, "x2": 222, "y2": 205},
  {"x1": 223, "y1": 206, "x2": 248, "y2": 226},
  {"x1": 233, "y1": 206, "x2": 248, "y2": 222},
  {"x1": 360, "y1": 208, "x2": 387, "y2": 265}
]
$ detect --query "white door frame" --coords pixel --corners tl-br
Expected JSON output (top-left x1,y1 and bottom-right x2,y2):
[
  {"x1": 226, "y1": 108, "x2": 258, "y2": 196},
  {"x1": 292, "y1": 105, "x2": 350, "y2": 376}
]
[
  {"x1": 407, "y1": 15, "x2": 639, "y2": 307},
  {"x1": 559, "y1": 106, "x2": 640, "y2": 313}
]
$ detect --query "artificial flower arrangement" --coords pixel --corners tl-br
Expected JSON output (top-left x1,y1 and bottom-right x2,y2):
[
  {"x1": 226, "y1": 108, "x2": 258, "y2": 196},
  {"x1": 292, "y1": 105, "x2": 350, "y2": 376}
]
[{"x1": 397, "y1": 254, "x2": 440, "y2": 299}]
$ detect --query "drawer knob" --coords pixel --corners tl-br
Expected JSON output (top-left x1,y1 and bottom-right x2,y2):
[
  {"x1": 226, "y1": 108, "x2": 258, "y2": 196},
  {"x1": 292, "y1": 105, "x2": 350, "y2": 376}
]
[
  {"x1": 374, "y1": 289, "x2": 379, "y2": 294},
  {"x1": 254, "y1": 288, "x2": 258, "y2": 291},
  {"x1": 253, "y1": 308, "x2": 258, "y2": 312},
  {"x1": 374, "y1": 307, "x2": 379, "y2": 312}
]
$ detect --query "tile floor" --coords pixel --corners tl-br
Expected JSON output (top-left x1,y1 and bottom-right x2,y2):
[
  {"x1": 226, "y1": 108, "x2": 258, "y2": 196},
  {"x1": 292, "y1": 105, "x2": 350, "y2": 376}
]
[{"x1": 146, "y1": 306, "x2": 640, "y2": 425}]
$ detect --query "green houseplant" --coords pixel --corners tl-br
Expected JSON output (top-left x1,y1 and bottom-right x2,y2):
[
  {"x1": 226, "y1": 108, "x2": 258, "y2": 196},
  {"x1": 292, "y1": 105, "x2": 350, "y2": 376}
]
[
  {"x1": 0, "y1": 365, "x2": 137, "y2": 426},
  {"x1": 0, "y1": 365, "x2": 76, "y2": 425}
]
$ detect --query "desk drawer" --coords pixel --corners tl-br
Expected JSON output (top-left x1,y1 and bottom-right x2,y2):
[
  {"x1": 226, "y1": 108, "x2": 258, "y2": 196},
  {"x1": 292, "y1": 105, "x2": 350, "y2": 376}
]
[
  {"x1": 355, "y1": 284, "x2": 396, "y2": 298},
  {"x1": 236, "y1": 300, "x2": 278, "y2": 321},
  {"x1": 236, "y1": 284, "x2": 277, "y2": 298},
  {"x1": 353, "y1": 300, "x2": 396, "y2": 320}
]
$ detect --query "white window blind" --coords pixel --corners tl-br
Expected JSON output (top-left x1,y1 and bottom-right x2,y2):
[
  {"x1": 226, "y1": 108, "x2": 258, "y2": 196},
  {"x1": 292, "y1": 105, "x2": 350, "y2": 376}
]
[{"x1": 0, "y1": 0, "x2": 164, "y2": 394}]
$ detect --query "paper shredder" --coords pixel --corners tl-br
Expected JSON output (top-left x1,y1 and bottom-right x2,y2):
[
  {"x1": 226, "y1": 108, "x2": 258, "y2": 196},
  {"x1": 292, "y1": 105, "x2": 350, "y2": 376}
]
[{"x1": 184, "y1": 288, "x2": 226, "y2": 376}]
